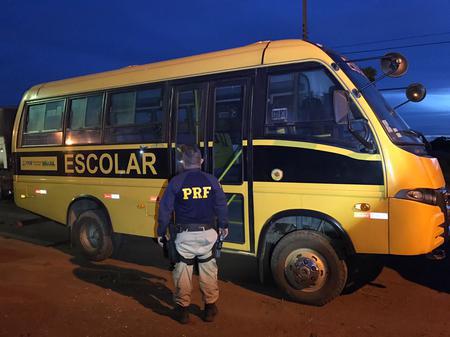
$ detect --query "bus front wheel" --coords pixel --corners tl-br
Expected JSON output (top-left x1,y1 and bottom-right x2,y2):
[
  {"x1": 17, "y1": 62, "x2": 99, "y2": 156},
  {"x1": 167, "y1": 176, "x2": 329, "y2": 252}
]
[
  {"x1": 72, "y1": 210, "x2": 113, "y2": 261},
  {"x1": 270, "y1": 230, "x2": 347, "y2": 306}
]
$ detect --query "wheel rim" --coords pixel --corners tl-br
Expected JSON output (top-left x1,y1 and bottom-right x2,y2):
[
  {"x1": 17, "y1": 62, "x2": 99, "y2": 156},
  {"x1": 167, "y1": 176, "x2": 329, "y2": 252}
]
[
  {"x1": 80, "y1": 222, "x2": 101, "y2": 251},
  {"x1": 284, "y1": 248, "x2": 328, "y2": 292}
]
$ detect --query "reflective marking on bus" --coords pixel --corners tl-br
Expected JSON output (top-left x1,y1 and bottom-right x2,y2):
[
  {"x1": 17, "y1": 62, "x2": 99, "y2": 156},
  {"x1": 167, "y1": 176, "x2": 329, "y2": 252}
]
[
  {"x1": 354, "y1": 212, "x2": 370, "y2": 218},
  {"x1": 354, "y1": 212, "x2": 388, "y2": 220},
  {"x1": 104, "y1": 193, "x2": 120, "y2": 200},
  {"x1": 369, "y1": 212, "x2": 389, "y2": 220},
  {"x1": 35, "y1": 189, "x2": 47, "y2": 195}
]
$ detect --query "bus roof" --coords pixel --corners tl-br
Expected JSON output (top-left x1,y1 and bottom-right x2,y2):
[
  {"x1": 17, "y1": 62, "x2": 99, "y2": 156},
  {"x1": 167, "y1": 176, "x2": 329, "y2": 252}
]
[{"x1": 23, "y1": 39, "x2": 325, "y2": 101}]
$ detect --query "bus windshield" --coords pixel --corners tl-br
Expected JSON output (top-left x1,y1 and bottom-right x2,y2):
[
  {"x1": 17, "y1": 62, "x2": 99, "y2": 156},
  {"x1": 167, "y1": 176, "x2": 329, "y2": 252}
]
[{"x1": 325, "y1": 49, "x2": 424, "y2": 146}]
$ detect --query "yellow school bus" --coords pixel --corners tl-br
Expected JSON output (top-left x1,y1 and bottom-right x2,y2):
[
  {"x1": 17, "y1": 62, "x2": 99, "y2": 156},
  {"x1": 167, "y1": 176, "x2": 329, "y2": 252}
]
[{"x1": 12, "y1": 40, "x2": 449, "y2": 305}]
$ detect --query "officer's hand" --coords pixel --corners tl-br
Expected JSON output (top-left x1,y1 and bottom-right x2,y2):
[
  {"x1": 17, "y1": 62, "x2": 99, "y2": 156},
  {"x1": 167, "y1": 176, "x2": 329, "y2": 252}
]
[
  {"x1": 219, "y1": 228, "x2": 229, "y2": 239},
  {"x1": 157, "y1": 236, "x2": 166, "y2": 247}
]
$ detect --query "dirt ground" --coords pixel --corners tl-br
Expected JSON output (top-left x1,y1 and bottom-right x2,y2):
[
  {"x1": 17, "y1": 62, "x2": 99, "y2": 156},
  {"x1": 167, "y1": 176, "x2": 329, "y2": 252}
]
[{"x1": 0, "y1": 199, "x2": 449, "y2": 337}]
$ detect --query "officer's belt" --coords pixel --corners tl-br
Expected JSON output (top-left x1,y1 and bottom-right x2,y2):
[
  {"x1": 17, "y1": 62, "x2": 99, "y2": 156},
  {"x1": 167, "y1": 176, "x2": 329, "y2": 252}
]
[{"x1": 176, "y1": 223, "x2": 214, "y2": 232}]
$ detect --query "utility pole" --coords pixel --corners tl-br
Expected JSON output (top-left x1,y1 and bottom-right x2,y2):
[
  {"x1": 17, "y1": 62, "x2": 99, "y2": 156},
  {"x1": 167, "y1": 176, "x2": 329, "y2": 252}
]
[{"x1": 302, "y1": 0, "x2": 308, "y2": 41}]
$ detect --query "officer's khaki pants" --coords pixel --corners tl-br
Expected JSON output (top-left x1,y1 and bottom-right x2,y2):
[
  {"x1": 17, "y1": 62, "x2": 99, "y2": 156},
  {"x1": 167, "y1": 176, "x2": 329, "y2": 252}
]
[{"x1": 173, "y1": 228, "x2": 219, "y2": 307}]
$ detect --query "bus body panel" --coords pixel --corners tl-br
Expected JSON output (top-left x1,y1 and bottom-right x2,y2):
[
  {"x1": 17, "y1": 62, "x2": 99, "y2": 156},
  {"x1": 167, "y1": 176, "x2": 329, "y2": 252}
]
[
  {"x1": 377, "y1": 136, "x2": 445, "y2": 195},
  {"x1": 14, "y1": 177, "x2": 253, "y2": 252},
  {"x1": 252, "y1": 181, "x2": 389, "y2": 254},
  {"x1": 14, "y1": 142, "x2": 170, "y2": 237},
  {"x1": 251, "y1": 138, "x2": 389, "y2": 255},
  {"x1": 14, "y1": 174, "x2": 167, "y2": 237},
  {"x1": 377, "y1": 135, "x2": 446, "y2": 255},
  {"x1": 263, "y1": 39, "x2": 325, "y2": 66},
  {"x1": 389, "y1": 198, "x2": 445, "y2": 254},
  {"x1": 16, "y1": 43, "x2": 269, "y2": 104}
]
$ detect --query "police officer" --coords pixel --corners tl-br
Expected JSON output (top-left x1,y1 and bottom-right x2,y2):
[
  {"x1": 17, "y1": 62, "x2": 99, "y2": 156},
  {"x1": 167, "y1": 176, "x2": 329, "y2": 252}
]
[{"x1": 157, "y1": 145, "x2": 229, "y2": 324}]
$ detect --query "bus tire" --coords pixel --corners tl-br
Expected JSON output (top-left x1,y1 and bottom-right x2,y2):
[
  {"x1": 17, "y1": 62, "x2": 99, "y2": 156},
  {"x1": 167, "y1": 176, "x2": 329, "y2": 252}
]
[
  {"x1": 270, "y1": 230, "x2": 347, "y2": 306},
  {"x1": 72, "y1": 210, "x2": 113, "y2": 261}
]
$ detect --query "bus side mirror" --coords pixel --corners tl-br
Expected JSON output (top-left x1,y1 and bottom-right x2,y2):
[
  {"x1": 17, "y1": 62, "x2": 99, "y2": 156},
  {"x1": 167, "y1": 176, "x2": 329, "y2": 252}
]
[
  {"x1": 333, "y1": 90, "x2": 351, "y2": 125},
  {"x1": 394, "y1": 83, "x2": 427, "y2": 110},
  {"x1": 381, "y1": 52, "x2": 408, "y2": 78},
  {"x1": 406, "y1": 83, "x2": 426, "y2": 102}
]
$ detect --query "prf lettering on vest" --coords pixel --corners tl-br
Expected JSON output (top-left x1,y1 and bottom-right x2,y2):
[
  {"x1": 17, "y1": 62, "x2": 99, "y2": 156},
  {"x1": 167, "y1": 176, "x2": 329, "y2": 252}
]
[
  {"x1": 64, "y1": 152, "x2": 157, "y2": 176},
  {"x1": 182, "y1": 186, "x2": 212, "y2": 200}
]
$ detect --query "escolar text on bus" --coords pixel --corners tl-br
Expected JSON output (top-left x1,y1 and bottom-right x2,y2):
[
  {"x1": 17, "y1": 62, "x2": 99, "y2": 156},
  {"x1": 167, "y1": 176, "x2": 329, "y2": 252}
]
[{"x1": 64, "y1": 152, "x2": 157, "y2": 175}]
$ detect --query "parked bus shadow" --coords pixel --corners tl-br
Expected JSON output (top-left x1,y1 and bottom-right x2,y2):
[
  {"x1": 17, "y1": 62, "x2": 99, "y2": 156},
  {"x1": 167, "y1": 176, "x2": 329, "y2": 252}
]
[
  {"x1": 69, "y1": 255, "x2": 188, "y2": 322},
  {"x1": 108, "y1": 234, "x2": 287, "y2": 300},
  {"x1": 343, "y1": 243, "x2": 450, "y2": 295},
  {"x1": 111, "y1": 235, "x2": 450, "y2": 299},
  {"x1": 109, "y1": 235, "x2": 390, "y2": 300},
  {"x1": 343, "y1": 254, "x2": 386, "y2": 295},
  {"x1": 382, "y1": 245, "x2": 450, "y2": 294},
  {"x1": 30, "y1": 230, "x2": 450, "y2": 301}
]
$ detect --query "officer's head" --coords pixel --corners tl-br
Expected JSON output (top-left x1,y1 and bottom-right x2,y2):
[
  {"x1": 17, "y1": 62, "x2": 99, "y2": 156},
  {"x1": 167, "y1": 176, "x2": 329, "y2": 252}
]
[{"x1": 180, "y1": 144, "x2": 203, "y2": 169}]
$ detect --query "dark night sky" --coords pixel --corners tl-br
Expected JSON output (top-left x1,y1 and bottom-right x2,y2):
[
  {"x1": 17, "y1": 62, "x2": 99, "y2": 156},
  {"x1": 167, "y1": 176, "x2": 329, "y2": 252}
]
[{"x1": 1, "y1": 0, "x2": 450, "y2": 136}]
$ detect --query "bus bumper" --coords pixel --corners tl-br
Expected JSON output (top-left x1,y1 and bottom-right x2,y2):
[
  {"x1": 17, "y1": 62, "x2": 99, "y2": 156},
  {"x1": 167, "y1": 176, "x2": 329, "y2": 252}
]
[{"x1": 389, "y1": 194, "x2": 448, "y2": 255}]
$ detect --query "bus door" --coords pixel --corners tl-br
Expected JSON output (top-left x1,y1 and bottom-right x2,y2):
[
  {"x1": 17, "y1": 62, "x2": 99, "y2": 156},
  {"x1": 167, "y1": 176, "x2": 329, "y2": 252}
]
[
  {"x1": 171, "y1": 79, "x2": 253, "y2": 252},
  {"x1": 205, "y1": 79, "x2": 252, "y2": 252}
]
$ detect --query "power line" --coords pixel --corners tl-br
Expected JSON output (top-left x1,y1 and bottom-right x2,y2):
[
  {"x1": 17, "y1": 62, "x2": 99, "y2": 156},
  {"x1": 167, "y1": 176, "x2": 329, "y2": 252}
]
[
  {"x1": 331, "y1": 31, "x2": 450, "y2": 49},
  {"x1": 341, "y1": 39, "x2": 450, "y2": 55},
  {"x1": 378, "y1": 87, "x2": 407, "y2": 92}
]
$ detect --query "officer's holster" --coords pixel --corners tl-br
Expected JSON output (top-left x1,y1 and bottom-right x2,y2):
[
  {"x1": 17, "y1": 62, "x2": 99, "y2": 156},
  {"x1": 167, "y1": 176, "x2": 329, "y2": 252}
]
[{"x1": 165, "y1": 222, "x2": 180, "y2": 265}]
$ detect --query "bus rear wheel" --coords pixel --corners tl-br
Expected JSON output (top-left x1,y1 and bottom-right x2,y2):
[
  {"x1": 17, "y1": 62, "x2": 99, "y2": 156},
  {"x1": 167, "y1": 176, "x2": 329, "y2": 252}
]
[
  {"x1": 72, "y1": 210, "x2": 113, "y2": 261},
  {"x1": 270, "y1": 230, "x2": 347, "y2": 306}
]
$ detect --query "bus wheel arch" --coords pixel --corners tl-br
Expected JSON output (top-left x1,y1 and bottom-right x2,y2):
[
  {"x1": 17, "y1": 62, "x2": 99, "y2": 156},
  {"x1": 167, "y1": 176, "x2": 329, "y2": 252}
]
[
  {"x1": 67, "y1": 196, "x2": 116, "y2": 261},
  {"x1": 67, "y1": 196, "x2": 112, "y2": 229},
  {"x1": 257, "y1": 209, "x2": 355, "y2": 304}
]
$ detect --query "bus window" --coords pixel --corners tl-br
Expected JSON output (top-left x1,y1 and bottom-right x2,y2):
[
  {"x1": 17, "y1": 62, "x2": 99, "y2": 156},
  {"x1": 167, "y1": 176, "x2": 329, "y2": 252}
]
[
  {"x1": 172, "y1": 87, "x2": 204, "y2": 173},
  {"x1": 265, "y1": 66, "x2": 374, "y2": 151},
  {"x1": 176, "y1": 88, "x2": 202, "y2": 145},
  {"x1": 66, "y1": 94, "x2": 103, "y2": 145},
  {"x1": 104, "y1": 87, "x2": 164, "y2": 144},
  {"x1": 213, "y1": 84, "x2": 243, "y2": 183},
  {"x1": 22, "y1": 100, "x2": 64, "y2": 146}
]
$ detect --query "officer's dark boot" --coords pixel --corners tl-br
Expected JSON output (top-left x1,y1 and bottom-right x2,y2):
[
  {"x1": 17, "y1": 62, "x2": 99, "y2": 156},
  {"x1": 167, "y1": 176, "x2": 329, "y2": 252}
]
[
  {"x1": 174, "y1": 304, "x2": 190, "y2": 324},
  {"x1": 203, "y1": 303, "x2": 218, "y2": 322}
]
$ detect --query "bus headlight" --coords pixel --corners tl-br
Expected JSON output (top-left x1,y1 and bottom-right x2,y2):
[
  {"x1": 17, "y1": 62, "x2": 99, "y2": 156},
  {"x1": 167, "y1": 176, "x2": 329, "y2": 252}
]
[
  {"x1": 396, "y1": 188, "x2": 439, "y2": 206},
  {"x1": 407, "y1": 190, "x2": 424, "y2": 200}
]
